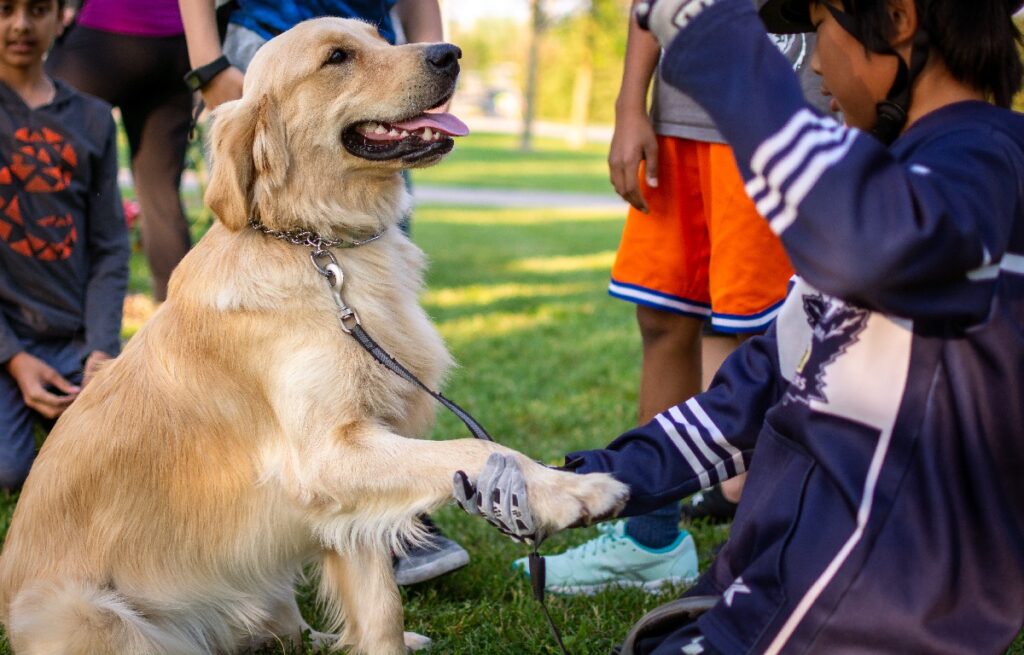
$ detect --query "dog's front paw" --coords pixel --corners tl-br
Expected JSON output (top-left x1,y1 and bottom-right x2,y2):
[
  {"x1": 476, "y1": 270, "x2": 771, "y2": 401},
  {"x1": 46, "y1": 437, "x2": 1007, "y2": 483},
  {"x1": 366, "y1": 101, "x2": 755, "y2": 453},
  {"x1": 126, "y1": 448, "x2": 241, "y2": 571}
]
[
  {"x1": 454, "y1": 453, "x2": 629, "y2": 543},
  {"x1": 526, "y1": 465, "x2": 629, "y2": 535}
]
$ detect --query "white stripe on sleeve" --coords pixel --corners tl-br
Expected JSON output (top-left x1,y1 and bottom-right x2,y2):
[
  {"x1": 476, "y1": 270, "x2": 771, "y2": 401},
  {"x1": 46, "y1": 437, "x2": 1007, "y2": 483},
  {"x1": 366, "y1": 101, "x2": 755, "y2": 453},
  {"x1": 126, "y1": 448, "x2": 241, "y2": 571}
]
[
  {"x1": 768, "y1": 129, "x2": 858, "y2": 235},
  {"x1": 685, "y1": 399, "x2": 746, "y2": 475},
  {"x1": 667, "y1": 406, "x2": 729, "y2": 482},
  {"x1": 655, "y1": 414, "x2": 712, "y2": 490},
  {"x1": 754, "y1": 125, "x2": 849, "y2": 220}
]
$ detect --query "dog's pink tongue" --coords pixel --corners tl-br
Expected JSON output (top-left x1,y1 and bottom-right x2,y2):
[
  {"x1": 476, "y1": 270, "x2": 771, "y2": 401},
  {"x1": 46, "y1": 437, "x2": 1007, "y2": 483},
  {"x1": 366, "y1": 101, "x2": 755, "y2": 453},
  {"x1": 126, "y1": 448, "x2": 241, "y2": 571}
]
[{"x1": 391, "y1": 112, "x2": 469, "y2": 137}]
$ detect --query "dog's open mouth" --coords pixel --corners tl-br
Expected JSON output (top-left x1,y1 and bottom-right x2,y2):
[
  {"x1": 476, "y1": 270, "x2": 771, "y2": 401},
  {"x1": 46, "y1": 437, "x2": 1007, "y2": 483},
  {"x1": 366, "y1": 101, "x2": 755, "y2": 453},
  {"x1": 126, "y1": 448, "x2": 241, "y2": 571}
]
[{"x1": 342, "y1": 111, "x2": 470, "y2": 163}]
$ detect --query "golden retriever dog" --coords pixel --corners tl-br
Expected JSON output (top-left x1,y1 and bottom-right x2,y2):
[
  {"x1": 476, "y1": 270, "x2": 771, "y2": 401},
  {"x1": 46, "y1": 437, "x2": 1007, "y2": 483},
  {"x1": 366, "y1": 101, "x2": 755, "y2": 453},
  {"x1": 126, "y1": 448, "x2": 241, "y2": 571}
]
[{"x1": 0, "y1": 17, "x2": 628, "y2": 655}]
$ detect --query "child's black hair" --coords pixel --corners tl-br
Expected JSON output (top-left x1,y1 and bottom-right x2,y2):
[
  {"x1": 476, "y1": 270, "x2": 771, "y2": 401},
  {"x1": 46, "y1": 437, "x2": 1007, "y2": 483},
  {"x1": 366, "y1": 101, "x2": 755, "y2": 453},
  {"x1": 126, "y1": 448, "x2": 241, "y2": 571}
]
[{"x1": 839, "y1": 0, "x2": 1023, "y2": 107}]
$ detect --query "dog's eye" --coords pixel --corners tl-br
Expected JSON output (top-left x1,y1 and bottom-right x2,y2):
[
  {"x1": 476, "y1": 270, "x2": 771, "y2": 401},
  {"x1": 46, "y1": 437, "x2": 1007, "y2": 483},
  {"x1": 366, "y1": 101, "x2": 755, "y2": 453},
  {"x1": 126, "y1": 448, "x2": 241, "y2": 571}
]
[{"x1": 325, "y1": 48, "x2": 350, "y2": 66}]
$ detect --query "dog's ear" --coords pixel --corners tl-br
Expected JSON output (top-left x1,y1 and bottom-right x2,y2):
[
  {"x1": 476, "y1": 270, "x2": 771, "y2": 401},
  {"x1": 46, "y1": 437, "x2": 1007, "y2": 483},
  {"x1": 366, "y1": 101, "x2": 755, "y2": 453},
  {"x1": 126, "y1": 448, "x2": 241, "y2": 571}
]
[
  {"x1": 205, "y1": 95, "x2": 289, "y2": 231},
  {"x1": 252, "y1": 95, "x2": 290, "y2": 195},
  {"x1": 205, "y1": 99, "x2": 259, "y2": 231}
]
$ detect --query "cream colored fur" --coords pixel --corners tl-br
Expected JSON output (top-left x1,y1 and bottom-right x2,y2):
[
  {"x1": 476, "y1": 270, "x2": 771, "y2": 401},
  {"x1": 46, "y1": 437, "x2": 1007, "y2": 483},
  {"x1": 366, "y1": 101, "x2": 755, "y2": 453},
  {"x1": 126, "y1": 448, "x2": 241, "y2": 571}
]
[{"x1": 0, "y1": 17, "x2": 627, "y2": 655}]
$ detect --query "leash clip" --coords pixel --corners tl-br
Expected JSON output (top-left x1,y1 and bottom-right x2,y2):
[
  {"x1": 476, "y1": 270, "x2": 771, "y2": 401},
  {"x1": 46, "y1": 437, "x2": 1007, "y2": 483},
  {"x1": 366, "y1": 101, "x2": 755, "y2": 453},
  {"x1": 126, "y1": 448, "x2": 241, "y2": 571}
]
[
  {"x1": 322, "y1": 262, "x2": 361, "y2": 334},
  {"x1": 310, "y1": 250, "x2": 361, "y2": 334}
]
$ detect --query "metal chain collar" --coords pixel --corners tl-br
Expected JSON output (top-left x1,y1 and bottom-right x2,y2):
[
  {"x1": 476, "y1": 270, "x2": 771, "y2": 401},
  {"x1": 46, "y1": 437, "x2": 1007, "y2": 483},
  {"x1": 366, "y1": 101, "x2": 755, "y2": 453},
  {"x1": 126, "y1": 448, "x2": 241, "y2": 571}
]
[{"x1": 248, "y1": 217, "x2": 385, "y2": 254}]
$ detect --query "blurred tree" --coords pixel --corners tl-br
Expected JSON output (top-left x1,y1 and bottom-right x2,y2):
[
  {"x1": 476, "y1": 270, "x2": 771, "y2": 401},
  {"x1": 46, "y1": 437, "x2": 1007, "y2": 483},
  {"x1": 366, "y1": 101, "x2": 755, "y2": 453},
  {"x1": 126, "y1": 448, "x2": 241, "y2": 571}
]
[
  {"x1": 448, "y1": 0, "x2": 629, "y2": 146},
  {"x1": 537, "y1": 0, "x2": 628, "y2": 140},
  {"x1": 520, "y1": 0, "x2": 548, "y2": 151}
]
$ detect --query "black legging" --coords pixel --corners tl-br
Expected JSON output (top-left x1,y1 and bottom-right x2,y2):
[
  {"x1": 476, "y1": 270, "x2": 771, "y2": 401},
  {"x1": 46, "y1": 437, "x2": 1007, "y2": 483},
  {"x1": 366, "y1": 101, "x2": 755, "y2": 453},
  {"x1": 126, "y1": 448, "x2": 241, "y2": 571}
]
[{"x1": 47, "y1": 24, "x2": 192, "y2": 302}]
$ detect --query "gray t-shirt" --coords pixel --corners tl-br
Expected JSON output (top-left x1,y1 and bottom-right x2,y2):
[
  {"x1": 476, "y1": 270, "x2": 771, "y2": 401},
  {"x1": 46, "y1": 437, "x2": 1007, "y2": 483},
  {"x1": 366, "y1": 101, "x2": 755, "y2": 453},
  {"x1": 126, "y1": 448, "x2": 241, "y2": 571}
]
[{"x1": 652, "y1": 32, "x2": 830, "y2": 143}]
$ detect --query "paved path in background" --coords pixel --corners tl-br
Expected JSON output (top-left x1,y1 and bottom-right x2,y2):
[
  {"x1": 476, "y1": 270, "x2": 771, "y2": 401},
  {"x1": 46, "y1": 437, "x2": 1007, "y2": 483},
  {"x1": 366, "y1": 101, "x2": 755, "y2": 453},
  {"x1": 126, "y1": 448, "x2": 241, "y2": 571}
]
[{"x1": 414, "y1": 184, "x2": 627, "y2": 209}]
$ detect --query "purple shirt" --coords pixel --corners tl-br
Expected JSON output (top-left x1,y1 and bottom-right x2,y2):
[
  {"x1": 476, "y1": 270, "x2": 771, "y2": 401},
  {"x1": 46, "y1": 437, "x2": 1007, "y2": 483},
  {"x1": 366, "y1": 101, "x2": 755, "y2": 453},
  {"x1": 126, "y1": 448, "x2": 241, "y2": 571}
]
[{"x1": 77, "y1": 0, "x2": 184, "y2": 37}]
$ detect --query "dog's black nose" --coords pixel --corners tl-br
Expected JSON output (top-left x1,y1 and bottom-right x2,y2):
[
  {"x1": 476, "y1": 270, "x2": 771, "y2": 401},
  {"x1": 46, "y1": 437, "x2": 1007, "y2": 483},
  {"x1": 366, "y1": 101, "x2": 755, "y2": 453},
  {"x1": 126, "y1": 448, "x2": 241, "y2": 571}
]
[{"x1": 424, "y1": 44, "x2": 461, "y2": 75}]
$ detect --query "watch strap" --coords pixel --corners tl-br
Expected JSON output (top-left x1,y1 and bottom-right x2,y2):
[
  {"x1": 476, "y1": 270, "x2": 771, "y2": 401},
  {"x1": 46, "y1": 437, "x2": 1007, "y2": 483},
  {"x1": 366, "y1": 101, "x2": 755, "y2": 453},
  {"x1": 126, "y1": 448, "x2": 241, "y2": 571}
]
[{"x1": 183, "y1": 55, "x2": 231, "y2": 92}]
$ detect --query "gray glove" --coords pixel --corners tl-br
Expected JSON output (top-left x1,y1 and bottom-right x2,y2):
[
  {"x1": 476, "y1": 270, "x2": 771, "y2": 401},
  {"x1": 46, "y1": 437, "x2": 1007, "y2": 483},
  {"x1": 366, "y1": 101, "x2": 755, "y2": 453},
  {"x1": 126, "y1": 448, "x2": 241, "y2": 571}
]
[
  {"x1": 453, "y1": 453, "x2": 540, "y2": 545},
  {"x1": 635, "y1": 0, "x2": 713, "y2": 48}
]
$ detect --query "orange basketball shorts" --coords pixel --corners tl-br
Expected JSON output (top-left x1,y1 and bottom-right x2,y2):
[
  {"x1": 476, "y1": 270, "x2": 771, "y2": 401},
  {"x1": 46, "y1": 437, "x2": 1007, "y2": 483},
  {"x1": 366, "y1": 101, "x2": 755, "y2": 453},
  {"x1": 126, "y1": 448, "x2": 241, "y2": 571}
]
[{"x1": 608, "y1": 137, "x2": 793, "y2": 333}]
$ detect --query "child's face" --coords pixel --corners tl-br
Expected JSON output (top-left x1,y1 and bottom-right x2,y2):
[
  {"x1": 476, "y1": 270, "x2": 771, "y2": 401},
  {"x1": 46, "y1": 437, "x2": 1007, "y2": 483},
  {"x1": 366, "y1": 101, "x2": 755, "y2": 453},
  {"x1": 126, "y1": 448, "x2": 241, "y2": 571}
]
[
  {"x1": 0, "y1": 0, "x2": 61, "y2": 72},
  {"x1": 809, "y1": 0, "x2": 900, "y2": 131}
]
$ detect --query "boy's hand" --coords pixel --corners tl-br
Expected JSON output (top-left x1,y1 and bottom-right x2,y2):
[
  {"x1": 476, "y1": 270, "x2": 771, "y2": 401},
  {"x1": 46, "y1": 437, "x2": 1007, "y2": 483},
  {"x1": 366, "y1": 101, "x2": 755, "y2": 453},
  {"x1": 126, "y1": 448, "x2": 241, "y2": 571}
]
[
  {"x1": 4, "y1": 352, "x2": 80, "y2": 419},
  {"x1": 608, "y1": 107, "x2": 659, "y2": 213},
  {"x1": 82, "y1": 351, "x2": 113, "y2": 388}
]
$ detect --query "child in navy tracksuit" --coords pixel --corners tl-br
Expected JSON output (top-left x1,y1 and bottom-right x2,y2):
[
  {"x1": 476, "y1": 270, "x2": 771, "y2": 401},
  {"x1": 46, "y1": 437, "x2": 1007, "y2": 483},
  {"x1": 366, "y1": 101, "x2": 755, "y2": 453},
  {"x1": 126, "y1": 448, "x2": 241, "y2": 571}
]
[{"x1": 457, "y1": 0, "x2": 1024, "y2": 652}]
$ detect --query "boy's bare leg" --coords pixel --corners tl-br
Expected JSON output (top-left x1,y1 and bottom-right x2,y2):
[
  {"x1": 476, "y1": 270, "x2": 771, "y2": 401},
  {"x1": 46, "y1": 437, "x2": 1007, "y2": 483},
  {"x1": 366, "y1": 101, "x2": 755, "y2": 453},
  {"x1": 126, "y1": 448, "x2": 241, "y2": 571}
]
[
  {"x1": 701, "y1": 332, "x2": 756, "y2": 503},
  {"x1": 636, "y1": 305, "x2": 703, "y2": 424}
]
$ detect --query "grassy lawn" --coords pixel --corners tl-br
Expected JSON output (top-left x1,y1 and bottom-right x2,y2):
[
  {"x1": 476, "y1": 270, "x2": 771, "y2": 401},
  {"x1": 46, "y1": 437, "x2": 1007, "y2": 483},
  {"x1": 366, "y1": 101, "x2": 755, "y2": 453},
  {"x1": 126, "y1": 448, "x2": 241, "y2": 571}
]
[{"x1": 411, "y1": 132, "x2": 615, "y2": 196}]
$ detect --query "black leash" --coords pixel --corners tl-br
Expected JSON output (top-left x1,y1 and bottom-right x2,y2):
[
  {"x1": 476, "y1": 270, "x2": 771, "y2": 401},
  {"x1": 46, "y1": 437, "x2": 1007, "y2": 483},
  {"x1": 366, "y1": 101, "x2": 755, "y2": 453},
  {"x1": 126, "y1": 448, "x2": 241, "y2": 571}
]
[
  {"x1": 348, "y1": 321, "x2": 493, "y2": 442},
  {"x1": 529, "y1": 551, "x2": 571, "y2": 654},
  {"x1": 309, "y1": 248, "x2": 494, "y2": 442}
]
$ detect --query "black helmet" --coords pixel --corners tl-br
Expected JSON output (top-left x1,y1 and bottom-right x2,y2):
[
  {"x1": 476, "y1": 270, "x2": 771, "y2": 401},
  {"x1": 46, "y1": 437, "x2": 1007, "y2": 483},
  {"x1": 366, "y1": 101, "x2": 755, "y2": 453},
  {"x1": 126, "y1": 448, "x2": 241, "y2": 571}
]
[
  {"x1": 757, "y1": 0, "x2": 1024, "y2": 144},
  {"x1": 759, "y1": 0, "x2": 1024, "y2": 34},
  {"x1": 759, "y1": 0, "x2": 814, "y2": 33}
]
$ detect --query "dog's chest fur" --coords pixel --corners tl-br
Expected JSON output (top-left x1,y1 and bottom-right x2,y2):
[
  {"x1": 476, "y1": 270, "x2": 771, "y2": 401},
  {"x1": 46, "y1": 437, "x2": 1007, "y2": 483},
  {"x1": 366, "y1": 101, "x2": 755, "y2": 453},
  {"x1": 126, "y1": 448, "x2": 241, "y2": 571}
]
[{"x1": 184, "y1": 224, "x2": 453, "y2": 439}]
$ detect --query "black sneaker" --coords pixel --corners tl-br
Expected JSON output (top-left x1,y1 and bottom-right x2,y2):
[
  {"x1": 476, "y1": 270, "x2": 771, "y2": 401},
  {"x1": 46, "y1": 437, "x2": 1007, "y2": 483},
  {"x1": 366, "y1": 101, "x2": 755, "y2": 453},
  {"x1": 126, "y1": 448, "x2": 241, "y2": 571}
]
[
  {"x1": 394, "y1": 516, "x2": 470, "y2": 586},
  {"x1": 679, "y1": 486, "x2": 737, "y2": 524}
]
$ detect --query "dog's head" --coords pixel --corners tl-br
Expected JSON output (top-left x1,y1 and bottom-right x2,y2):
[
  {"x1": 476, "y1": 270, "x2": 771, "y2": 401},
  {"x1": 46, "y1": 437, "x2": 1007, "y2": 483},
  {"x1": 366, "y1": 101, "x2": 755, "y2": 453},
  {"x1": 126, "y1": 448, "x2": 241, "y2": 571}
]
[{"x1": 206, "y1": 17, "x2": 468, "y2": 234}]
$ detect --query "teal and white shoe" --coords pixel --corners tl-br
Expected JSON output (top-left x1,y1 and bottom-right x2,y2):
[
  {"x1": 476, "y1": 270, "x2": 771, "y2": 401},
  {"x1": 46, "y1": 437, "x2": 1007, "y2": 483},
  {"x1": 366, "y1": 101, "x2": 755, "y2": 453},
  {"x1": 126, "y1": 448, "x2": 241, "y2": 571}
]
[{"x1": 513, "y1": 520, "x2": 698, "y2": 595}]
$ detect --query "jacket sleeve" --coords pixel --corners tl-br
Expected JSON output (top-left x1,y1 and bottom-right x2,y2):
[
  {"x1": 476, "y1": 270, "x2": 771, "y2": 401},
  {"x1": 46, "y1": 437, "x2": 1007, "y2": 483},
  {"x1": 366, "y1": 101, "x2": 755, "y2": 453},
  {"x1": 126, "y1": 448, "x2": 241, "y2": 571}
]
[
  {"x1": 655, "y1": 0, "x2": 1022, "y2": 322},
  {"x1": 568, "y1": 324, "x2": 783, "y2": 517},
  {"x1": 83, "y1": 115, "x2": 129, "y2": 358},
  {"x1": 0, "y1": 313, "x2": 23, "y2": 364}
]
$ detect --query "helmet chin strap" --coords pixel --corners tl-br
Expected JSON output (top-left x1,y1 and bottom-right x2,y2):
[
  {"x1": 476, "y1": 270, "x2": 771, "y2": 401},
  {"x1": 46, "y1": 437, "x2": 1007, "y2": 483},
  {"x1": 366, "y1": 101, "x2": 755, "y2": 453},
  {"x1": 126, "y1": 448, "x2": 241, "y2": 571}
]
[
  {"x1": 824, "y1": 2, "x2": 932, "y2": 145},
  {"x1": 872, "y1": 26, "x2": 931, "y2": 144}
]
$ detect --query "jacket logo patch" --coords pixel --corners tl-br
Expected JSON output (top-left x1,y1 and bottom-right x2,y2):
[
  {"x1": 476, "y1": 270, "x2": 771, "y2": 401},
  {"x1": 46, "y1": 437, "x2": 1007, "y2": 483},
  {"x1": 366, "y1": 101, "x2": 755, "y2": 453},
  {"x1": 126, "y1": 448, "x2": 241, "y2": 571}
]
[{"x1": 785, "y1": 294, "x2": 870, "y2": 406}]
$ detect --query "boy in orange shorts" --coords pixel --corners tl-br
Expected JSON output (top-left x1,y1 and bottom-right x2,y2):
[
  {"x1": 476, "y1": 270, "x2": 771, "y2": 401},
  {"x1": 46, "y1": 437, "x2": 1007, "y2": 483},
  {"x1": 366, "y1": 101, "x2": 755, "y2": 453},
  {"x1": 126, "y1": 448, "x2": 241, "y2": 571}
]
[{"x1": 519, "y1": 1, "x2": 829, "y2": 594}]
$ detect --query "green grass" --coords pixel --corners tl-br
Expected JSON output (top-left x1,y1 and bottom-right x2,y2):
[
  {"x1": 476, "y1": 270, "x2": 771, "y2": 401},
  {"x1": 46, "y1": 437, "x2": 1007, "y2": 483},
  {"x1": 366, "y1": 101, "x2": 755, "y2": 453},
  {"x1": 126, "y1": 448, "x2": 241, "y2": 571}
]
[{"x1": 411, "y1": 132, "x2": 615, "y2": 196}]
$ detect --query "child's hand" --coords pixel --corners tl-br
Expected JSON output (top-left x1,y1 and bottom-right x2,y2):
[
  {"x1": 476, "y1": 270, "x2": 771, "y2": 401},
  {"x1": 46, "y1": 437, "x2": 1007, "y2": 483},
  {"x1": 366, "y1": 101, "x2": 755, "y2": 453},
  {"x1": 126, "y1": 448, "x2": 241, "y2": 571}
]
[
  {"x1": 82, "y1": 351, "x2": 113, "y2": 388},
  {"x1": 608, "y1": 107, "x2": 659, "y2": 213},
  {"x1": 4, "y1": 352, "x2": 80, "y2": 419}
]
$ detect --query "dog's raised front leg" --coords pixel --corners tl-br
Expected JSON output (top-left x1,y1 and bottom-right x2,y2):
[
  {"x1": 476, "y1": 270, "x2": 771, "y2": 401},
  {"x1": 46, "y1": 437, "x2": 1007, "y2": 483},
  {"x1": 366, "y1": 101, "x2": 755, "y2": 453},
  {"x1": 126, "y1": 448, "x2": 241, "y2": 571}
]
[{"x1": 299, "y1": 424, "x2": 628, "y2": 543}]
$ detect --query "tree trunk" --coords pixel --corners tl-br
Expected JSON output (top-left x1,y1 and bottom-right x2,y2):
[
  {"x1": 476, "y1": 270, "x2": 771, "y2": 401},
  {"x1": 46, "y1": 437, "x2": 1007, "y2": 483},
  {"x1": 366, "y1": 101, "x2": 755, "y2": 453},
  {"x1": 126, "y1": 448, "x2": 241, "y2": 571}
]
[
  {"x1": 520, "y1": 0, "x2": 545, "y2": 151},
  {"x1": 567, "y1": 15, "x2": 595, "y2": 150}
]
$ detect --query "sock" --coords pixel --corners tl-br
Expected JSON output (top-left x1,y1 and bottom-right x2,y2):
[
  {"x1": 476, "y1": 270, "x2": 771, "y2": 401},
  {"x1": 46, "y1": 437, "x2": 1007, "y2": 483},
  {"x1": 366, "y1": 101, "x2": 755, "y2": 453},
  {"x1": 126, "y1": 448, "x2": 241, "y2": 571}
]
[{"x1": 625, "y1": 502, "x2": 681, "y2": 549}]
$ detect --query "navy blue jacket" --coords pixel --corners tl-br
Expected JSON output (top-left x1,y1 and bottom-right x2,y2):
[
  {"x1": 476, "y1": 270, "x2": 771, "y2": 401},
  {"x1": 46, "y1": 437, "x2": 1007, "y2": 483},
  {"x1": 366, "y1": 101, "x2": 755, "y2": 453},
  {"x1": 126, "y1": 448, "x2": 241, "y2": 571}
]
[{"x1": 570, "y1": 2, "x2": 1024, "y2": 653}]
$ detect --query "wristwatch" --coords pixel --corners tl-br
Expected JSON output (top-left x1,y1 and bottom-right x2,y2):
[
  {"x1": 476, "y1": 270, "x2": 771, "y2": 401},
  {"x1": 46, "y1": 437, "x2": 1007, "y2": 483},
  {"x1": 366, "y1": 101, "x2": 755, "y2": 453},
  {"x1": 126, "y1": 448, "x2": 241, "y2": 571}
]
[{"x1": 183, "y1": 55, "x2": 232, "y2": 92}]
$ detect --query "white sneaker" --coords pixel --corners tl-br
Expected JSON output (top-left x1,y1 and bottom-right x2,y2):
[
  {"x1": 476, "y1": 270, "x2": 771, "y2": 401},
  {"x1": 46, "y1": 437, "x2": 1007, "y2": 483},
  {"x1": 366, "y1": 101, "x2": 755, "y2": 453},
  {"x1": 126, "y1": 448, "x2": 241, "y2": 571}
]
[{"x1": 514, "y1": 520, "x2": 698, "y2": 595}]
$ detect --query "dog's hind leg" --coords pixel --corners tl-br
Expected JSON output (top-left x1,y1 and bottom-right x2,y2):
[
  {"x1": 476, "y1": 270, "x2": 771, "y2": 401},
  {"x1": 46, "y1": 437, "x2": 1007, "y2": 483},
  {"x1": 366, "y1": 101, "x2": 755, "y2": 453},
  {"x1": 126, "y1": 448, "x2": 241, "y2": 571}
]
[
  {"x1": 251, "y1": 587, "x2": 337, "y2": 651},
  {"x1": 7, "y1": 580, "x2": 198, "y2": 655},
  {"x1": 318, "y1": 547, "x2": 409, "y2": 655}
]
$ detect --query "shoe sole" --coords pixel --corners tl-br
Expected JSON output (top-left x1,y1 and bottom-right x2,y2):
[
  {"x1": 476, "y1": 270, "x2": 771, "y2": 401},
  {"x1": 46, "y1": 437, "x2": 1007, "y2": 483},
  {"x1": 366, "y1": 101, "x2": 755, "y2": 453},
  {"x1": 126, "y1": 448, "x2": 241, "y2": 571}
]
[
  {"x1": 395, "y1": 549, "x2": 470, "y2": 586},
  {"x1": 547, "y1": 575, "x2": 695, "y2": 596}
]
